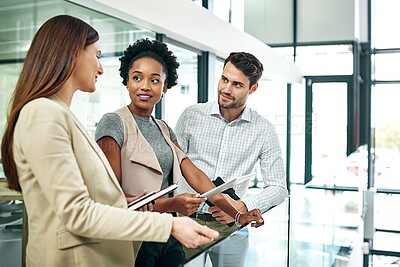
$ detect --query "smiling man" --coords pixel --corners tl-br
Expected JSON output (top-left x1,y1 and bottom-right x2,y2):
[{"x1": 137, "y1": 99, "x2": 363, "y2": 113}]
[{"x1": 175, "y1": 52, "x2": 288, "y2": 266}]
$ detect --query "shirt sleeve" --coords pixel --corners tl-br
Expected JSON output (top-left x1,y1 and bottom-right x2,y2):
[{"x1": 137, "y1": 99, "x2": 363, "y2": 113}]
[
  {"x1": 95, "y1": 113, "x2": 124, "y2": 148},
  {"x1": 241, "y1": 124, "x2": 288, "y2": 212}
]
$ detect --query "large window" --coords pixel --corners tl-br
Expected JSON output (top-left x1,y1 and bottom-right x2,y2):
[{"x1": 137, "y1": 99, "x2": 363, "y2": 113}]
[
  {"x1": 370, "y1": 0, "x2": 400, "y2": 265},
  {"x1": 372, "y1": 1, "x2": 400, "y2": 190},
  {"x1": 192, "y1": 0, "x2": 245, "y2": 31},
  {"x1": 163, "y1": 42, "x2": 199, "y2": 129},
  {"x1": 372, "y1": 0, "x2": 400, "y2": 49},
  {"x1": 247, "y1": 80, "x2": 288, "y2": 166},
  {"x1": 372, "y1": 84, "x2": 400, "y2": 190},
  {"x1": 295, "y1": 45, "x2": 354, "y2": 76},
  {"x1": 289, "y1": 82, "x2": 306, "y2": 185},
  {"x1": 210, "y1": 59, "x2": 224, "y2": 102},
  {"x1": 276, "y1": 44, "x2": 356, "y2": 186},
  {"x1": 311, "y1": 83, "x2": 348, "y2": 182},
  {"x1": 0, "y1": 0, "x2": 156, "y2": 137}
]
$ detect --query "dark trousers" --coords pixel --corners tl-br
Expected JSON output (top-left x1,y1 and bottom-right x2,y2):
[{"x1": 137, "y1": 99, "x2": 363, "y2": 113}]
[{"x1": 135, "y1": 236, "x2": 185, "y2": 267}]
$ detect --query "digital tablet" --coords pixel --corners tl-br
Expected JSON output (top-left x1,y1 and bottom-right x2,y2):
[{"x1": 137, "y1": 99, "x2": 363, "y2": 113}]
[
  {"x1": 199, "y1": 173, "x2": 255, "y2": 199},
  {"x1": 128, "y1": 183, "x2": 178, "y2": 210}
]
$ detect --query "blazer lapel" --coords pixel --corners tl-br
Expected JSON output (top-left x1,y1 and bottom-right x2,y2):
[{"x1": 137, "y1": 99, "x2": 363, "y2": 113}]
[
  {"x1": 152, "y1": 118, "x2": 183, "y2": 184},
  {"x1": 50, "y1": 96, "x2": 124, "y2": 192},
  {"x1": 128, "y1": 116, "x2": 163, "y2": 174},
  {"x1": 74, "y1": 115, "x2": 124, "y2": 191}
]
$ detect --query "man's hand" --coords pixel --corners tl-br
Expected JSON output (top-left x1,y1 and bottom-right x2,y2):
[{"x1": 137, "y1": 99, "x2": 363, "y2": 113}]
[{"x1": 240, "y1": 209, "x2": 264, "y2": 228}]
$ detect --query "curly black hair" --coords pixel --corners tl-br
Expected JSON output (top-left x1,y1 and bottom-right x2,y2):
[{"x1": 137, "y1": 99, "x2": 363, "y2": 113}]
[{"x1": 119, "y1": 38, "x2": 179, "y2": 89}]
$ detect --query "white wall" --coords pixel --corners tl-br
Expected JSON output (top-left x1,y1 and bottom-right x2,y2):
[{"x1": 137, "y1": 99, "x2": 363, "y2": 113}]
[
  {"x1": 244, "y1": 0, "x2": 369, "y2": 44},
  {"x1": 244, "y1": 0, "x2": 294, "y2": 44},
  {"x1": 298, "y1": 0, "x2": 355, "y2": 42}
]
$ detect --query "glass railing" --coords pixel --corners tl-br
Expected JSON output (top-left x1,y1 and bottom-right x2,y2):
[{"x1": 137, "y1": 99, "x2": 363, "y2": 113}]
[
  {"x1": 182, "y1": 147, "x2": 368, "y2": 267},
  {"x1": 288, "y1": 185, "x2": 363, "y2": 266},
  {"x1": 181, "y1": 198, "x2": 289, "y2": 267},
  {"x1": 307, "y1": 145, "x2": 368, "y2": 189},
  {"x1": 288, "y1": 146, "x2": 368, "y2": 266}
]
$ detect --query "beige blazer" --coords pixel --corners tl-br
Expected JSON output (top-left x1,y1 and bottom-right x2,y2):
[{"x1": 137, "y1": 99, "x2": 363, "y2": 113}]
[
  {"x1": 13, "y1": 96, "x2": 173, "y2": 267},
  {"x1": 114, "y1": 106, "x2": 187, "y2": 196}
]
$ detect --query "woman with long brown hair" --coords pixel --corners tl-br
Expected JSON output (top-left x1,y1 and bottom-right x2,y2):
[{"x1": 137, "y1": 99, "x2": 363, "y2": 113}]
[{"x1": 0, "y1": 14, "x2": 218, "y2": 267}]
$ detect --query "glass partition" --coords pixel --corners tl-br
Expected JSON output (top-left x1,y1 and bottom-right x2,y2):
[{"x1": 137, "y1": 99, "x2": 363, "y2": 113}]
[
  {"x1": 247, "y1": 80, "x2": 288, "y2": 188},
  {"x1": 289, "y1": 147, "x2": 367, "y2": 266},
  {"x1": 0, "y1": 63, "x2": 21, "y2": 144},
  {"x1": 0, "y1": 0, "x2": 156, "y2": 139},
  {"x1": 247, "y1": 80, "x2": 287, "y2": 161},
  {"x1": 373, "y1": 53, "x2": 400, "y2": 81},
  {"x1": 182, "y1": 198, "x2": 289, "y2": 267},
  {"x1": 209, "y1": 59, "x2": 223, "y2": 102},
  {"x1": 372, "y1": 0, "x2": 400, "y2": 49},
  {"x1": 372, "y1": 84, "x2": 400, "y2": 190},
  {"x1": 308, "y1": 82, "x2": 350, "y2": 185},
  {"x1": 289, "y1": 81, "x2": 306, "y2": 185},
  {"x1": 163, "y1": 42, "x2": 199, "y2": 129},
  {"x1": 295, "y1": 45, "x2": 353, "y2": 76},
  {"x1": 211, "y1": 0, "x2": 244, "y2": 30},
  {"x1": 289, "y1": 186, "x2": 362, "y2": 266}
]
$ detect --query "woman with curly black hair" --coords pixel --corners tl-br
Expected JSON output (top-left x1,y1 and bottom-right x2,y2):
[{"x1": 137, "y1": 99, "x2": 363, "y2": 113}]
[{"x1": 95, "y1": 39, "x2": 264, "y2": 267}]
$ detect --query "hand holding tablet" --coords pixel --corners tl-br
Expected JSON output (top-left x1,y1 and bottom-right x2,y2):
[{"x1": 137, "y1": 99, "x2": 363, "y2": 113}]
[{"x1": 128, "y1": 184, "x2": 178, "y2": 210}]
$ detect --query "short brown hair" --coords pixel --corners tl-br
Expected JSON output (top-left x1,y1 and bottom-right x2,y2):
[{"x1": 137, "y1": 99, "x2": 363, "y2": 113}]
[{"x1": 224, "y1": 52, "x2": 264, "y2": 88}]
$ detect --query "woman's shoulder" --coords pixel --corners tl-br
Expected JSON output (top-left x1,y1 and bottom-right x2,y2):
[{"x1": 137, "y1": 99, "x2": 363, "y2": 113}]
[
  {"x1": 20, "y1": 97, "x2": 66, "y2": 117},
  {"x1": 17, "y1": 97, "x2": 70, "y2": 133},
  {"x1": 24, "y1": 96, "x2": 59, "y2": 107},
  {"x1": 97, "y1": 112, "x2": 123, "y2": 130}
]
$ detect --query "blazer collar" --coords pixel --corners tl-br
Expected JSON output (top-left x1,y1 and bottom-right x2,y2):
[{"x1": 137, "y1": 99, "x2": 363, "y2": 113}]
[{"x1": 121, "y1": 106, "x2": 163, "y2": 174}]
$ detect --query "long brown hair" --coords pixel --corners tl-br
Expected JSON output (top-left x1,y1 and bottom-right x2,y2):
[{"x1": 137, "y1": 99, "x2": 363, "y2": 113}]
[{"x1": 1, "y1": 15, "x2": 99, "y2": 192}]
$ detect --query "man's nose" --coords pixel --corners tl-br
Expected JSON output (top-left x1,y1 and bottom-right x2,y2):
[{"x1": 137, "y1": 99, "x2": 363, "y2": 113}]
[{"x1": 222, "y1": 83, "x2": 233, "y2": 94}]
